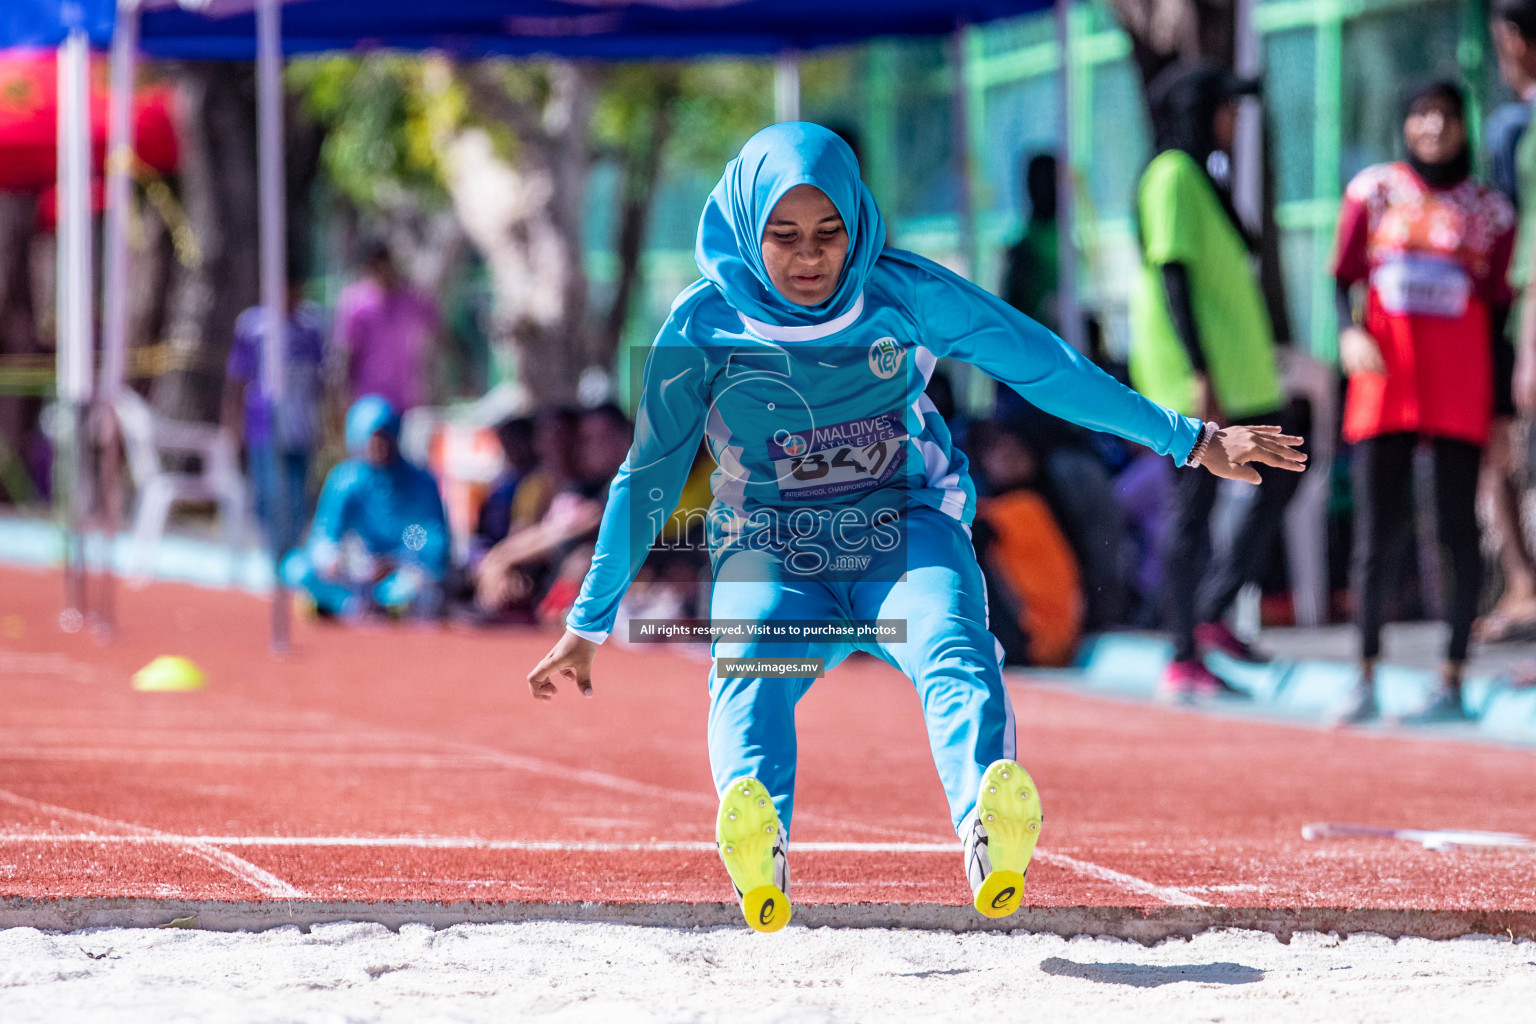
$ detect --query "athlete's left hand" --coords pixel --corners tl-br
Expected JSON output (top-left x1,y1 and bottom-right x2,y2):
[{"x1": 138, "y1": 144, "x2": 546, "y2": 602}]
[
  {"x1": 1201, "y1": 425, "x2": 1306, "y2": 484},
  {"x1": 527, "y1": 629, "x2": 598, "y2": 700}
]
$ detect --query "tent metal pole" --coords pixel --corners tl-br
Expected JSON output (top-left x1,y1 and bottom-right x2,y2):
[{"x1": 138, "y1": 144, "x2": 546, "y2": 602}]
[
  {"x1": 95, "y1": 0, "x2": 142, "y2": 639},
  {"x1": 774, "y1": 51, "x2": 800, "y2": 122},
  {"x1": 56, "y1": 23, "x2": 94, "y2": 633},
  {"x1": 1054, "y1": 0, "x2": 1083, "y2": 354},
  {"x1": 102, "y1": 2, "x2": 137, "y2": 405},
  {"x1": 257, "y1": 0, "x2": 291, "y2": 654}
]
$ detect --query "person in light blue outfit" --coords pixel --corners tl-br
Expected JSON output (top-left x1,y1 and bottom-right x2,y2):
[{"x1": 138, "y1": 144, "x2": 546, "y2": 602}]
[
  {"x1": 282, "y1": 395, "x2": 449, "y2": 620},
  {"x1": 527, "y1": 123, "x2": 1305, "y2": 930}
]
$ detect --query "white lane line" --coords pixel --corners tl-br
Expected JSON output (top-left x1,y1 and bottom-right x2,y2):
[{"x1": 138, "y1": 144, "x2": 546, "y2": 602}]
[
  {"x1": 0, "y1": 830, "x2": 1210, "y2": 905},
  {"x1": 0, "y1": 790, "x2": 307, "y2": 899},
  {"x1": 0, "y1": 748, "x2": 534, "y2": 770},
  {"x1": 0, "y1": 742, "x2": 941, "y2": 844},
  {"x1": 0, "y1": 833, "x2": 948, "y2": 853},
  {"x1": 1034, "y1": 851, "x2": 1210, "y2": 907},
  {"x1": 0, "y1": 652, "x2": 95, "y2": 682}
]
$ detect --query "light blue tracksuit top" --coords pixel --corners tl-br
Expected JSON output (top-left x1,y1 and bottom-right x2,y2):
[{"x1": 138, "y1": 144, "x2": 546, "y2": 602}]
[{"x1": 567, "y1": 122, "x2": 1201, "y2": 644}]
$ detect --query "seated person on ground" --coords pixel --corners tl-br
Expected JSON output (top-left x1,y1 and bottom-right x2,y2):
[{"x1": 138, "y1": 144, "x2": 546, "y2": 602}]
[
  {"x1": 476, "y1": 405, "x2": 632, "y2": 625},
  {"x1": 470, "y1": 415, "x2": 537, "y2": 565},
  {"x1": 283, "y1": 395, "x2": 449, "y2": 620},
  {"x1": 471, "y1": 407, "x2": 579, "y2": 618},
  {"x1": 969, "y1": 421, "x2": 1084, "y2": 667},
  {"x1": 613, "y1": 442, "x2": 717, "y2": 636}
]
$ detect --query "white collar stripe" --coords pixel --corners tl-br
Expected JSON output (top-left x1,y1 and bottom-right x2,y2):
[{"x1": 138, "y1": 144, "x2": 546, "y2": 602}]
[{"x1": 739, "y1": 293, "x2": 864, "y2": 342}]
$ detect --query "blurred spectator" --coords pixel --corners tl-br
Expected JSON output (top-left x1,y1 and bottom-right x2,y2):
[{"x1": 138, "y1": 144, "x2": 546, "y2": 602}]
[
  {"x1": 577, "y1": 403, "x2": 634, "y2": 494},
  {"x1": 1130, "y1": 60, "x2": 1302, "y2": 699},
  {"x1": 1480, "y1": 1, "x2": 1536, "y2": 646},
  {"x1": 968, "y1": 421, "x2": 1083, "y2": 666},
  {"x1": 1486, "y1": 100, "x2": 1530, "y2": 204},
  {"x1": 335, "y1": 241, "x2": 441, "y2": 412},
  {"x1": 983, "y1": 396, "x2": 1128, "y2": 629},
  {"x1": 939, "y1": 341, "x2": 1127, "y2": 628},
  {"x1": 1331, "y1": 80, "x2": 1515, "y2": 724},
  {"x1": 471, "y1": 416, "x2": 537, "y2": 562},
  {"x1": 222, "y1": 267, "x2": 326, "y2": 556},
  {"x1": 472, "y1": 405, "x2": 631, "y2": 625},
  {"x1": 1002, "y1": 153, "x2": 1060, "y2": 333},
  {"x1": 282, "y1": 395, "x2": 449, "y2": 620},
  {"x1": 1110, "y1": 441, "x2": 1175, "y2": 627}
]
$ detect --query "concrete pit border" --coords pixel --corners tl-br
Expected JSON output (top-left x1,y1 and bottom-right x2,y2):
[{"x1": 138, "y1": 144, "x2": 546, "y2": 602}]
[{"x1": 4, "y1": 898, "x2": 1534, "y2": 945}]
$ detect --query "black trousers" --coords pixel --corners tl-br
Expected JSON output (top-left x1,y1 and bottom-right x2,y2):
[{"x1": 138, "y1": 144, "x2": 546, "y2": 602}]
[
  {"x1": 1352, "y1": 432, "x2": 1482, "y2": 663},
  {"x1": 1165, "y1": 411, "x2": 1305, "y2": 662}
]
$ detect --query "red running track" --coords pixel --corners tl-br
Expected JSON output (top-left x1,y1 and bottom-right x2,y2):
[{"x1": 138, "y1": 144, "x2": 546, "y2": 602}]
[{"x1": 2, "y1": 565, "x2": 1536, "y2": 913}]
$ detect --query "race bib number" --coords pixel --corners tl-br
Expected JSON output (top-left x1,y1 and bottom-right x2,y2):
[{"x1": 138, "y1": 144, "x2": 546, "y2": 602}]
[
  {"x1": 767, "y1": 412, "x2": 908, "y2": 502},
  {"x1": 1373, "y1": 254, "x2": 1471, "y2": 319}
]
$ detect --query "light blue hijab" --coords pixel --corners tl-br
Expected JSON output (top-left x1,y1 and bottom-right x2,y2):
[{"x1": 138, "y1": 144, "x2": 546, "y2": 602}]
[
  {"x1": 695, "y1": 122, "x2": 886, "y2": 328},
  {"x1": 344, "y1": 393, "x2": 401, "y2": 456}
]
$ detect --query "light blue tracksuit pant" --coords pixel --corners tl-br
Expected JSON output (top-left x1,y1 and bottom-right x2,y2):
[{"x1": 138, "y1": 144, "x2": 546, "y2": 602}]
[{"x1": 707, "y1": 504, "x2": 1015, "y2": 840}]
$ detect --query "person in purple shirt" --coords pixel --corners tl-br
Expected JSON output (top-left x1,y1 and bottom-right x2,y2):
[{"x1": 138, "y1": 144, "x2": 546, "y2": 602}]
[
  {"x1": 334, "y1": 241, "x2": 441, "y2": 412},
  {"x1": 222, "y1": 269, "x2": 327, "y2": 555}
]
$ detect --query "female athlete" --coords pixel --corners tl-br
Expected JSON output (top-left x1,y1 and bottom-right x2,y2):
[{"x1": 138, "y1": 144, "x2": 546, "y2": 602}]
[{"x1": 527, "y1": 122, "x2": 1306, "y2": 931}]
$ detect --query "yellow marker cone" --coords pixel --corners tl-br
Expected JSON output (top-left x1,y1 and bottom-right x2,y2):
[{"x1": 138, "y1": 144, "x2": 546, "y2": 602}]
[{"x1": 132, "y1": 656, "x2": 206, "y2": 692}]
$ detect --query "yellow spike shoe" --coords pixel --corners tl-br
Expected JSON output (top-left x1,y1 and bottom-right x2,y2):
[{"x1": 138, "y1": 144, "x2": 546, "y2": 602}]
[
  {"x1": 965, "y1": 760, "x2": 1043, "y2": 919},
  {"x1": 716, "y1": 777, "x2": 791, "y2": 933}
]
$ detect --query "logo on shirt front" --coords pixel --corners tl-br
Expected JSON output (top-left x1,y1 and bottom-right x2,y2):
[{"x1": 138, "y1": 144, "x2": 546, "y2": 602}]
[
  {"x1": 868, "y1": 337, "x2": 904, "y2": 380},
  {"x1": 780, "y1": 433, "x2": 809, "y2": 457}
]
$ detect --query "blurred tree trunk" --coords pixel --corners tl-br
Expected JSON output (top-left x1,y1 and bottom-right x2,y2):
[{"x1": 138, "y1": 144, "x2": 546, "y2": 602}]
[
  {"x1": 1108, "y1": 0, "x2": 1235, "y2": 86},
  {"x1": 155, "y1": 63, "x2": 260, "y2": 424},
  {"x1": 154, "y1": 64, "x2": 328, "y2": 424},
  {"x1": 1108, "y1": 0, "x2": 1292, "y2": 343},
  {"x1": 600, "y1": 70, "x2": 681, "y2": 371},
  {"x1": 0, "y1": 193, "x2": 38, "y2": 358},
  {"x1": 432, "y1": 59, "x2": 597, "y2": 408},
  {"x1": 0, "y1": 191, "x2": 40, "y2": 502}
]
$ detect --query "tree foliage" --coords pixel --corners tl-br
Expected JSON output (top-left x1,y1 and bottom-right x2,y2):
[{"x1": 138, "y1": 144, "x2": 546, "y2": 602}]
[{"x1": 286, "y1": 53, "x2": 777, "y2": 403}]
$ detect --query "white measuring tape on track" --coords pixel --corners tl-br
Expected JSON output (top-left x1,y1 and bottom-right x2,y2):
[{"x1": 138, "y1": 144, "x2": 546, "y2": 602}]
[{"x1": 1302, "y1": 822, "x2": 1536, "y2": 852}]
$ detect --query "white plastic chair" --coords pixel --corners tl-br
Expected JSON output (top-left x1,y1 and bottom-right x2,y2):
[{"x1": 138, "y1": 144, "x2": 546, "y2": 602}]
[{"x1": 112, "y1": 388, "x2": 249, "y2": 582}]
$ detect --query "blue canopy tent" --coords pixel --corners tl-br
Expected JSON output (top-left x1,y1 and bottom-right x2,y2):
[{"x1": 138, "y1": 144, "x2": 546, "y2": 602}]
[
  {"x1": 7, "y1": 0, "x2": 1073, "y2": 647},
  {"x1": 13, "y1": 1, "x2": 1055, "y2": 56}
]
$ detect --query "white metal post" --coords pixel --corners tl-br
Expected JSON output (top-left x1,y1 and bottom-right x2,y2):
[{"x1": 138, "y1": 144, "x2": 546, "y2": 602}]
[
  {"x1": 94, "y1": 0, "x2": 141, "y2": 637},
  {"x1": 57, "y1": 23, "x2": 95, "y2": 631},
  {"x1": 774, "y1": 51, "x2": 800, "y2": 122},
  {"x1": 101, "y1": 1, "x2": 138, "y2": 405},
  {"x1": 1053, "y1": 0, "x2": 1083, "y2": 353},
  {"x1": 257, "y1": 0, "x2": 291, "y2": 652},
  {"x1": 1232, "y1": 0, "x2": 1262, "y2": 231}
]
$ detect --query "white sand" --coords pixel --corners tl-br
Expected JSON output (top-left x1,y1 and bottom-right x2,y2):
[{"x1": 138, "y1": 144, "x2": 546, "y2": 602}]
[{"x1": 2, "y1": 921, "x2": 1532, "y2": 1023}]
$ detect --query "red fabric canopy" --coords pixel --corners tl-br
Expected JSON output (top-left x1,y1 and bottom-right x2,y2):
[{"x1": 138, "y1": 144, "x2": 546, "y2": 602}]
[{"x1": 0, "y1": 48, "x2": 177, "y2": 192}]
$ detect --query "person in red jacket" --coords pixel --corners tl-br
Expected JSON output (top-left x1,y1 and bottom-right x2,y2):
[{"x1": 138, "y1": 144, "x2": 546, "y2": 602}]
[{"x1": 1332, "y1": 80, "x2": 1516, "y2": 724}]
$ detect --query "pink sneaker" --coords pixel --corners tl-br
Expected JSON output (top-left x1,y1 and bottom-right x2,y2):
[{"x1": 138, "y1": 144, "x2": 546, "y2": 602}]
[
  {"x1": 1159, "y1": 659, "x2": 1248, "y2": 701},
  {"x1": 1194, "y1": 622, "x2": 1270, "y2": 664}
]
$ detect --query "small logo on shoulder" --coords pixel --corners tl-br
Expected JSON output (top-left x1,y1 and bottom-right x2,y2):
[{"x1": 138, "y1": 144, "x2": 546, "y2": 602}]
[
  {"x1": 868, "y1": 337, "x2": 904, "y2": 380},
  {"x1": 990, "y1": 887, "x2": 1016, "y2": 910}
]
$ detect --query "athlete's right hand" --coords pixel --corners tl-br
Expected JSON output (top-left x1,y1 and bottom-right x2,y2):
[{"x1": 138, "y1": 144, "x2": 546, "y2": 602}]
[
  {"x1": 1338, "y1": 326, "x2": 1385, "y2": 377},
  {"x1": 1201, "y1": 425, "x2": 1307, "y2": 485},
  {"x1": 527, "y1": 630, "x2": 598, "y2": 700}
]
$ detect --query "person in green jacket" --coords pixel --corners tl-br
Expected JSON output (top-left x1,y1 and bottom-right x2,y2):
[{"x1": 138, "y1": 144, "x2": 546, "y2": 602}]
[{"x1": 1129, "y1": 61, "x2": 1305, "y2": 699}]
